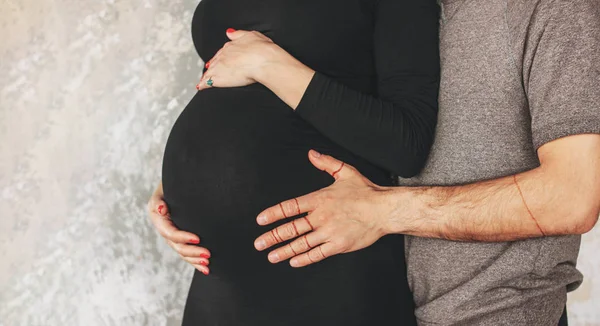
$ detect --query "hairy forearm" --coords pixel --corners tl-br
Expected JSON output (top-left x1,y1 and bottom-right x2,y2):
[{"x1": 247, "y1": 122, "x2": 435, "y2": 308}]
[{"x1": 385, "y1": 165, "x2": 598, "y2": 241}]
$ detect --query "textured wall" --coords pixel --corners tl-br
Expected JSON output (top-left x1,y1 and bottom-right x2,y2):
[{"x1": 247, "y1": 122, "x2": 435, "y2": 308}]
[{"x1": 0, "y1": 0, "x2": 598, "y2": 325}]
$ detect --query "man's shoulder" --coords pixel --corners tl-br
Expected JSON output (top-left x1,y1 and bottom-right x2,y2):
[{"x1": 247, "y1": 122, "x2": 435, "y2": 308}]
[
  {"x1": 505, "y1": 0, "x2": 599, "y2": 74},
  {"x1": 507, "y1": 0, "x2": 599, "y2": 33}
]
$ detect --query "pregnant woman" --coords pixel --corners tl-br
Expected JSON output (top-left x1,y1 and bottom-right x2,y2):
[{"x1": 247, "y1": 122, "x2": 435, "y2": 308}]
[{"x1": 156, "y1": 0, "x2": 440, "y2": 325}]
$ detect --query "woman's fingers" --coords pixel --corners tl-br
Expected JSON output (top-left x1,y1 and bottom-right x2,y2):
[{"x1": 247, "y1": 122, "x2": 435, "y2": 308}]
[
  {"x1": 182, "y1": 255, "x2": 210, "y2": 267},
  {"x1": 152, "y1": 211, "x2": 200, "y2": 245},
  {"x1": 197, "y1": 65, "x2": 222, "y2": 90},
  {"x1": 204, "y1": 47, "x2": 224, "y2": 70},
  {"x1": 148, "y1": 195, "x2": 200, "y2": 244},
  {"x1": 192, "y1": 264, "x2": 210, "y2": 276},
  {"x1": 166, "y1": 239, "x2": 211, "y2": 259}
]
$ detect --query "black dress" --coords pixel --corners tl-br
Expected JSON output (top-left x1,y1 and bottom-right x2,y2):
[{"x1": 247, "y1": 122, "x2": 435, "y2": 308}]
[{"x1": 161, "y1": 0, "x2": 440, "y2": 325}]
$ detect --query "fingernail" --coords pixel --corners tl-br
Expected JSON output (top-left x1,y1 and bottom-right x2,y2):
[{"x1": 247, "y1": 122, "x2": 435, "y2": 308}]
[
  {"x1": 157, "y1": 205, "x2": 164, "y2": 214},
  {"x1": 201, "y1": 269, "x2": 209, "y2": 275},
  {"x1": 255, "y1": 239, "x2": 266, "y2": 250},
  {"x1": 226, "y1": 28, "x2": 236, "y2": 34},
  {"x1": 196, "y1": 84, "x2": 200, "y2": 90},
  {"x1": 199, "y1": 260, "x2": 209, "y2": 266},
  {"x1": 268, "y1": 252, "x2": 280, "y2": 263},
  {"x1": 311, "y1": 150, "x2": 321, "y2": 158},
  {"x1": 205, "y1": 61, "x2": 210, "y2": 69},
  {"x1": 200, "y1": 253, "x2": 211, "y2": 259},
  {"x1": 189, "y1": 238, "x2": 200, "y2": 244},
  {"x1": 257, "y1": 214, "x2": 267, "y2": 225}
]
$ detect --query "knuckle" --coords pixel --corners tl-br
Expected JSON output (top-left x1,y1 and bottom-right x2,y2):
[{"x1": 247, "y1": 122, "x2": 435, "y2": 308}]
[
  {"x1": 173, "y1": 243, "x2": 183, "y2": 253},
  {"x1": 295, "y1": 239, "x2": 307, "y2": 251},
  {"x1": 321, "y1": 191, "x2": 333, "y2": 201},
  {"x1": 282, "y1": 201, "x2": 294, "y2": 214},
  {"x1": 332, "y1": 241, "x2": 346, "y2": 253},
  {"x1": 289, "y1": 241, "x2": 301, "y2": 254},
  {"x1": 268, "y1": 232, "x2": 279, "y2": 244},
  {"x1": 347, "y1": 164, "x2": 358, "y2": 173},
  {"x1": 283, "y1": 224, "x2": 297, "y2": 237},
  {"x1": 283, "y1": 246, "x2": 294, "y2": 257},
  {"x1": 298, "y1": 237, "x2": 310, "y2": 251},
  {"x1": 308, "y1": 250, "x2": 321, "y2": 262},
  {"x1": 314, "y1": 214, "x2": 327, "y2": 225}
]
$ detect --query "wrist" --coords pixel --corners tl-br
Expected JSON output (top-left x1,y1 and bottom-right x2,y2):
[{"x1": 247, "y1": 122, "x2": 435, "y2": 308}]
[
  {"x1": 379, "y1": 186, "x2": 423, "y2": 236},
  {"x1": 252, "y1": 43, "x2": 288, "y2": 83}
]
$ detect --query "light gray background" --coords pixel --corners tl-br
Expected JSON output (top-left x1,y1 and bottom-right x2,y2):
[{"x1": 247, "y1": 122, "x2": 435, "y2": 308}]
[{"x1": 0, "y1": 0, "x2": 598, "y2": 325}]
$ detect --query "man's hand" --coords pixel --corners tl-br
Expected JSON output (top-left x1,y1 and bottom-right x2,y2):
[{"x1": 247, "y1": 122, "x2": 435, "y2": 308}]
[
  {"x1": 147, "y1": 182, "x2": 212, "y2": 275},
  {"x1": 253, "y1": 150, "x2": 393, "y2": 267}
]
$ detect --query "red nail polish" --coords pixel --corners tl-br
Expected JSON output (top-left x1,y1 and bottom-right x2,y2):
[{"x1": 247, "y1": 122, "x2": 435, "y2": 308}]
[
  {"x1": 226, "y1": 28, "x2": 236, "y2": 34},
  {"x1": 200, "y1": 253, "x2": 211, "y2": 259},
  {"x1": 199, "y1": 260, "x2": 208, "y2": 266},
  {"x1": 157, "y1": 205, "x2": 164, "y2": 214},
  {"x1": 189, "y1": 238, "x2": 200, "y2": 244},
  {"x1": 201, "y1": 269, "x2": 209, "y2": 275},
  {"x1": 205, "y1": 61, "x2": 210, "y2": 69},
  {"x1": 196, "y1": 84, "x2": 200, "y2": 90}
]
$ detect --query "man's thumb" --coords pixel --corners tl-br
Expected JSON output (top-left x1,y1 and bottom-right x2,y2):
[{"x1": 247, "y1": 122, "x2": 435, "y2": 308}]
[{"x1": 308, "y1": 150, "x2": 350, "y2": 180}]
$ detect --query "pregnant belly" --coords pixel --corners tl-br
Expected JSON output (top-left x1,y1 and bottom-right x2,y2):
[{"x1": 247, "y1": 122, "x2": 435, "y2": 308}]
[
  {"x1": 164, "y1": 87, "x2": 321, "y2": 260},
  {"x1": 162, "y1": 85, "x2": 396, "y2": 264},
  {"x1": 161, "y1": 86, "x2": 413, "y2": 324},
  {"x1": 163, "y1": 86, "x2": 385, "y2": 266}
]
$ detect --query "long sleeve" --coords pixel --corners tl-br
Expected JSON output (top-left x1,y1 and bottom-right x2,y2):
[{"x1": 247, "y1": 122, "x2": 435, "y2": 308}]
[{"x1": 294, "y1": 0, "x2": 440, "y2": 178}]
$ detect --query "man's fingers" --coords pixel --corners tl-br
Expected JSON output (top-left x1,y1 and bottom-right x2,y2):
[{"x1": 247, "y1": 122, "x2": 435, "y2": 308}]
[
  {"x1": 308, "y1": 149, "x2": 356, "y2": 180},
  {"x1": 257, "y1": 193, "x2": 317, "y2": 226},
  {"x1": 255, "y1": 215, "x2": 315, "y2": 251},
  {"x1": 266, "y1": 230, "x2": 326, "y2": 263},
  {"x1": 167, "y1": 239, "x2": 212, "y2": 258},
  {"x1": 289, "y1": 242, "x2": 337, "y2": 268}
]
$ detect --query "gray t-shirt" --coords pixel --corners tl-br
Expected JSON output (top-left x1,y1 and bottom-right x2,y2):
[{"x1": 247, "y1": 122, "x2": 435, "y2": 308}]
[{"x1": 399, "y1": 0, "x2": 600, "y2": 325}]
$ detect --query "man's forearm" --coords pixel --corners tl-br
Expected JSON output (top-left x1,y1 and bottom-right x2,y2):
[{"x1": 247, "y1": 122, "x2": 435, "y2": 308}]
[{"x1": 385, "y1": 165, "x2": 598, "y2": 241}]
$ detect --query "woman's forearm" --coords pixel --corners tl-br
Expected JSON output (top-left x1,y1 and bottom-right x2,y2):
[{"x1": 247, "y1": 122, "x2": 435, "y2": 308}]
[
  {"x1": 252, "y1": 42, "x2": 439, "y2": 177},
  {"x1": 253, "y1": 45, "x2": 316, "y2": 110}
]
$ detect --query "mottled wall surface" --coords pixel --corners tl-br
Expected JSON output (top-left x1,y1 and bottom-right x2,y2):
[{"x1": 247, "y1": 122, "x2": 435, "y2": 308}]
[
  {"x1": 0, "y1": 0, "x2": 202, "y2": 324},
  {"x1": 0, "y1": 0, "x2": 598, "y2": 325}
]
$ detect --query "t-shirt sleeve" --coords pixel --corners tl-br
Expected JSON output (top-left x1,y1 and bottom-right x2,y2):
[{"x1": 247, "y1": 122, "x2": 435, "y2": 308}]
[
  {"x1": 294, "y1": 0, "x2": 440, "y2": 178},
  {"x1": 524, "y1": 0, "x2": 600, "y2": 150}
]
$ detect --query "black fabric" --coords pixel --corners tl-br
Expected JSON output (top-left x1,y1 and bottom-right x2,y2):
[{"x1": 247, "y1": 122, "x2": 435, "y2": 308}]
[
  {"x1": 558, "y1": 305, "x2": 568, "y2": 326},
  {"x1": 161, "y1": 0, "x2": 440, "y2": 325}
]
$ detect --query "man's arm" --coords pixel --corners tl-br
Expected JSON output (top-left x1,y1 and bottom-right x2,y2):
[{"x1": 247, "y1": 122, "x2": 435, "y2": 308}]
[
  {"x1": 254, "y1": 133, "x2": 599, "y2": 267},
  {"x1": 386, "y1": 133, "x2": 600, "y2": 241}
]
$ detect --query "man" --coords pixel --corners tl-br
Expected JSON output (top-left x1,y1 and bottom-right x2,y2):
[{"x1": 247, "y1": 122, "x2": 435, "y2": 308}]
[{"x1": 148, "y1": 0, "x2": 600, "y2": 324}]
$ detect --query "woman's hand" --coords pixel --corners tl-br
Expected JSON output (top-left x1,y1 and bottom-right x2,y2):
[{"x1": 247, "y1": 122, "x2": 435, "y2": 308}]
[
  {"x1": 196, "y1": 29, "x2": 279, "y2": 90},
  {"x1": 147, "y1": 182, "x2": 212, "y2": 275}
]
